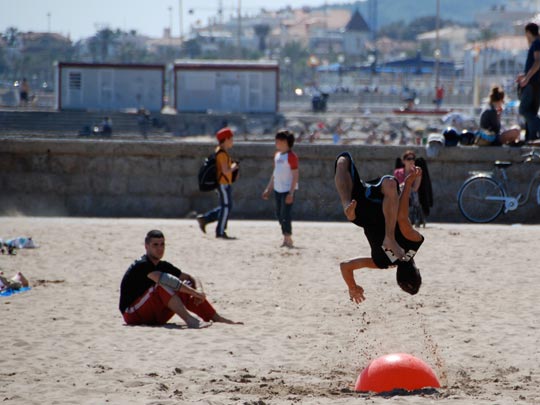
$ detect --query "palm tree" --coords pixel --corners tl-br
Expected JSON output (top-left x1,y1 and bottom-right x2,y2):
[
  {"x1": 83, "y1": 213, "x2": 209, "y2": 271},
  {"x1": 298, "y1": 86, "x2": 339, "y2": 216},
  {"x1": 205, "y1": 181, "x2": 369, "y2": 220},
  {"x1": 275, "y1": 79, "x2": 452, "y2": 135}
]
[
  {"x1": 253, "y1": 24, "x2": 270, "y2": 52},
  {"x1": 88, "y1": 28, "x2": 117, "y2": 62},
  {"x1": 3, "y1": 27, "x2": 20, "y2": 47}
]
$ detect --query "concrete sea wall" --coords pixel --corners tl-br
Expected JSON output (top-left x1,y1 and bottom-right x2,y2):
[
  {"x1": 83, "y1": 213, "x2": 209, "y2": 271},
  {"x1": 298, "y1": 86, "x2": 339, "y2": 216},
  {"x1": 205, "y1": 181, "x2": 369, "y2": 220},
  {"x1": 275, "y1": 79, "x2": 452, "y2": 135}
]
[{"x1": 1, "y1": 138, "x2": 539, "y2": 223}]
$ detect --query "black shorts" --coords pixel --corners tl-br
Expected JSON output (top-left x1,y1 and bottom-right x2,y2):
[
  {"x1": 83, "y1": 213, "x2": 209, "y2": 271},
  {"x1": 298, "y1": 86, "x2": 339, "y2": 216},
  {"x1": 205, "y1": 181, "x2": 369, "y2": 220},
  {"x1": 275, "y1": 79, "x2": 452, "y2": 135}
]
[{"x1": 335, "y1": 152, "x2": 398, "y2": 228}]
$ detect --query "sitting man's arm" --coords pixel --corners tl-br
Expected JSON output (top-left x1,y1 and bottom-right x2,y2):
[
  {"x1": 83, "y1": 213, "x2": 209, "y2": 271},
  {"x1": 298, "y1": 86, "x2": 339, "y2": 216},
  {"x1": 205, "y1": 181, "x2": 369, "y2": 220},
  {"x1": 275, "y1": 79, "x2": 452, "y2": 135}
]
[{"x1": 147, "y1": 271, "x2": 205, "y2": 301}]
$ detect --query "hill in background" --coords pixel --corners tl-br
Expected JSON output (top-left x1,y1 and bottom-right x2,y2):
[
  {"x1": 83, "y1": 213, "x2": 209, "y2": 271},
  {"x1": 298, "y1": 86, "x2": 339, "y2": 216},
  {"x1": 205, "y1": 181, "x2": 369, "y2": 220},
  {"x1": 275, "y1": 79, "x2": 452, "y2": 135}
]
[{"x1": 328, "y1": 0, "x2": 510, "y2": 27}]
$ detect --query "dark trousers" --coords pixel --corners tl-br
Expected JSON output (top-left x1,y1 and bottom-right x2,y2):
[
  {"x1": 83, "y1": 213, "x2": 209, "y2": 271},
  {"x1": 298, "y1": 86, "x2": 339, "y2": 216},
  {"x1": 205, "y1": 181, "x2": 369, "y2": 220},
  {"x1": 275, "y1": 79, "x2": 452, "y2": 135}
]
[
  {"x1": 274, "y1": 191, "x2": 293, "y2": 235},
  {"x1": 202, "y1": 184, "x2": 233, "y2": 236},
  {"x1": 519, "y1": 82, "x2": 540, "y2": 141}
]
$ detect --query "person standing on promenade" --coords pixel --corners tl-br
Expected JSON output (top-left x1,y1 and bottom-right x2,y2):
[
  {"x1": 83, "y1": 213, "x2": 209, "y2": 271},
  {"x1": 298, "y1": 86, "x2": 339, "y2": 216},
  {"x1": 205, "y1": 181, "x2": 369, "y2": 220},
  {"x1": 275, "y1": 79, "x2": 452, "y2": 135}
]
[{"x1": 517, "y1": 22, "x2": 540, "y2": 142}]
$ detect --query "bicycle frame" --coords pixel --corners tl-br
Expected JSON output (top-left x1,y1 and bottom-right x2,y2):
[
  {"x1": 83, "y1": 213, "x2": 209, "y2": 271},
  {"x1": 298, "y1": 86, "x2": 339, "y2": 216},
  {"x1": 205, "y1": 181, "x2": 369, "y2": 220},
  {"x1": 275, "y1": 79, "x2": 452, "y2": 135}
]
[
  {"x1": 458, "y1": 150, "x2": 540, "y2": 222},
  {"x1": 495, "y1": 167, "x2": 540, "y2": 208},
  {"x1": 465, "y1": 156, "x2": 540, "y2": 214}
]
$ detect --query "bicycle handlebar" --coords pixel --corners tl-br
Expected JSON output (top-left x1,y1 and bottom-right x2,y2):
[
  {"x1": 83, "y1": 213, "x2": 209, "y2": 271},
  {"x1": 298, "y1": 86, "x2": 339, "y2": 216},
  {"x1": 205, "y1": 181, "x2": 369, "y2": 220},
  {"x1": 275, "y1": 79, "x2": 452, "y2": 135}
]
[{"x1": 521, "y1": 150, "x2": 540, "y2": 161}]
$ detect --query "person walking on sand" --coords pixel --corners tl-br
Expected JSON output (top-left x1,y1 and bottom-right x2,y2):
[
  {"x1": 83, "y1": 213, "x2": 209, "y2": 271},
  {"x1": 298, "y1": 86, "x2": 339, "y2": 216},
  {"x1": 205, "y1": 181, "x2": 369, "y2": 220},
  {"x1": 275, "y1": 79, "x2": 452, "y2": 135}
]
[
  {"x1": 262, "y1": 129, "x2": 299, "y2": 248},
  {"x1": 119, "y1": 230, "x2": 242, "y2": 328},
  {"x1": 517, "y1": 22, "x2": 540, "y2": 142},
  {"x1": 334, "y1": 152, "x2": 424, "y2": 303},
  {"x1": 196, "y1": 127, "x2": 239, "y2": 239}
]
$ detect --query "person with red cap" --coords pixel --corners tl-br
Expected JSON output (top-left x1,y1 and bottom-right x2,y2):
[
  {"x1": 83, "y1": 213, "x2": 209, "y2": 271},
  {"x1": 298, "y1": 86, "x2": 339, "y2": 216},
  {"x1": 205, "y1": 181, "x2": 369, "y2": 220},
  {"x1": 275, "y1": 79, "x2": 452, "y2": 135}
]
[{"x1": 196, "y1": 127, "x2": 239, "y2": 239}]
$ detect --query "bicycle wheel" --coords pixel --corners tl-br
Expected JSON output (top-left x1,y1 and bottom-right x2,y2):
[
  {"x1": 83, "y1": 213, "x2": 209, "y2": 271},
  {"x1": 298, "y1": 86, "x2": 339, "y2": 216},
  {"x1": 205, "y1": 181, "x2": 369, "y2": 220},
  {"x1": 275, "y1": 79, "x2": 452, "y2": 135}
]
[{"x1": 458, "y1": 176, "x2": 505, "y2": 223}]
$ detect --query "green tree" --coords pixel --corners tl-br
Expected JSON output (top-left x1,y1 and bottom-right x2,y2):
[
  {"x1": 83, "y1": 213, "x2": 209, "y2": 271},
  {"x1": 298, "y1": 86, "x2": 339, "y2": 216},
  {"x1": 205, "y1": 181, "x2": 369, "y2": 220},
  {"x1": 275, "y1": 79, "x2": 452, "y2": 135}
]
[
  {"x1": 477, "y1": 28, "x2": 498, "y2": 42},
  {"x1": 88, "y1": 28, "x2": 117, "y2": 62},
  {"x1": 281, "y1": 41, "x2": 310, "y2": 89},
  {"x1": 116, "y1": 31, "x2": 149, "y2": 63},
  {"x1": 182, "y1": 38, "x2": 201, "y2": 58},
  {"x1": 3, "y1": 27, "x2": 20, "y2": 47}
]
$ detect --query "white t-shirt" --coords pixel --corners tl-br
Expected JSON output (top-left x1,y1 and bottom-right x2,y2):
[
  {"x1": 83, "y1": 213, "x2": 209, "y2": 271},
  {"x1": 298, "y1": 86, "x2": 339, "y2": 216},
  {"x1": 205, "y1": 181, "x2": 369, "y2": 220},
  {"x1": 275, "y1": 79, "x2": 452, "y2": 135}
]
[{"x1": 273, "y1": 151, "x2": 299, "y2": 193}]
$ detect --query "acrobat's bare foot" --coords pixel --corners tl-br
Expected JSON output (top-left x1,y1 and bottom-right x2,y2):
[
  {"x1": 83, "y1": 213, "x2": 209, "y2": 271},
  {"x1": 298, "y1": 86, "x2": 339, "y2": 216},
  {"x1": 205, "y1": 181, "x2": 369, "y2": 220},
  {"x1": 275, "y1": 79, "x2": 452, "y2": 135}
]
[
  {"x1": 383, "y1": 237, "x2": 405, "y2": 260},
  {"x1": 13, "y1": 272, "x2": 29, "y2": 287},
  {"x1": 212, "y1": 313, "x2": 244, "y2": 325},
  {"x1": 344, "y1": 200, "x2": 357, "y2": 221}
]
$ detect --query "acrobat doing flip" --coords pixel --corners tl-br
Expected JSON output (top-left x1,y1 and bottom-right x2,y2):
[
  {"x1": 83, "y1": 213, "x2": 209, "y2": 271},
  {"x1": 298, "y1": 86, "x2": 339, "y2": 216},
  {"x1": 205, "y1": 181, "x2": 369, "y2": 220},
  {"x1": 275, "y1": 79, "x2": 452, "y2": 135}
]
[{"x1": 334, "y1": 152, "x2": 424, "y2": 303}]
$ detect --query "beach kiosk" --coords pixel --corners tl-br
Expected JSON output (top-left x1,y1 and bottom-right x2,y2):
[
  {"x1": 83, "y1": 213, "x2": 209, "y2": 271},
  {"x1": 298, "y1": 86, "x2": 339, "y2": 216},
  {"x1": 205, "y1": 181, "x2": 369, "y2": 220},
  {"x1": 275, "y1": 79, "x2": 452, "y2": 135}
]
[
  {"x1": 173, "y1": 60, "x2": 279, "y2": 113},
  {"x1": 56, "y1": 62, "x2": 165, "y2": 111}
]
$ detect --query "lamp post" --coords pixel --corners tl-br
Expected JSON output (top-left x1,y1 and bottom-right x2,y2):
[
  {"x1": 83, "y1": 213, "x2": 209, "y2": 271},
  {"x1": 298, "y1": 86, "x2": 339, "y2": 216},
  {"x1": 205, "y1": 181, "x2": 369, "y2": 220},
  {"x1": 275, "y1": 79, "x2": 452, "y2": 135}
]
[
  {"x1": 472, "y1": 47, "x2": 480, "y2": 109},
  {"x1": 178, "y1": 0, "x2": 183, "y2": 42},
  {"x1": 47, "y1": 12, "x2": 51, "y2": 32},
  {"x1": 283, "y1": 57, "x2": 291, "y2": 97},
  {"x1": 237, "y1": 0, "x2": 242, "y2": 58},
  {"x1": 337, "y1": 54, "x2": 345, "y2": 87},
  {"x1": 435, "y1": 0, "x2": 441, "y2": 90},
  {"x1": 168, "y1": 6, "x2": 173, "y2": 34}
]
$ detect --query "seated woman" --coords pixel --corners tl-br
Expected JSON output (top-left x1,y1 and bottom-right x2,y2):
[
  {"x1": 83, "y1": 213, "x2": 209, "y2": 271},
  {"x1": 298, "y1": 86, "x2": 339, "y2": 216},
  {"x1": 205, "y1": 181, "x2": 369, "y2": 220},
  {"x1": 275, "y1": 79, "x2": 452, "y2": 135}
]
[
  {"x1": 394, "y1": 150, "x2": 425, "y2": 227},
  {"x1": 477, "y1": 86, "x2": 521, "y2": 146}
]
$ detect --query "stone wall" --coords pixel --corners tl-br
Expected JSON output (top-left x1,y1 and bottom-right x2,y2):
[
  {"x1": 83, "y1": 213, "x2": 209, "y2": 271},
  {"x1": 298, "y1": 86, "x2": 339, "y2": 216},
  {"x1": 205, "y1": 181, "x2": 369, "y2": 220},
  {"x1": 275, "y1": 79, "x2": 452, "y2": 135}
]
[{"x1": 1, "y1": 138, "x2": 539, "y2": 223}]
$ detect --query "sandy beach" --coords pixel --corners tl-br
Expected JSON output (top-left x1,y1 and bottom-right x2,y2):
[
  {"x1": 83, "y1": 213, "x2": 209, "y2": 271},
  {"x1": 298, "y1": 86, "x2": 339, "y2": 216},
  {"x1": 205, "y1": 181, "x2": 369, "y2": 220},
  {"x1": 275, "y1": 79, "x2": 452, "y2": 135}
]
[{"x1": 1, "y1": 217, "x2": 539, "y2": 404}]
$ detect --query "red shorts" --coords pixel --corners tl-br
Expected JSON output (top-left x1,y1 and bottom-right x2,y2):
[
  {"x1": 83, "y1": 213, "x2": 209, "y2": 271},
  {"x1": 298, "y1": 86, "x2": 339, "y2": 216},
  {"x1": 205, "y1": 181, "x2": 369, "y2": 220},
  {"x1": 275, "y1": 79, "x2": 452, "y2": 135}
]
[{"x1": 122, "y1": 285, "x2": 216, "y2": 325}]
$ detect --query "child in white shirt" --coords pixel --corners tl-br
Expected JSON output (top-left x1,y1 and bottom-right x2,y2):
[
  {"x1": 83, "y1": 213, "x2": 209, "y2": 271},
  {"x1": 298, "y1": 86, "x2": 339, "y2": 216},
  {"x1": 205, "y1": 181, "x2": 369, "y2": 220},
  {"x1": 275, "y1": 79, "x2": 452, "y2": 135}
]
[{"x1": 262, "y1": 130, "x2": 299, "y2": 247}]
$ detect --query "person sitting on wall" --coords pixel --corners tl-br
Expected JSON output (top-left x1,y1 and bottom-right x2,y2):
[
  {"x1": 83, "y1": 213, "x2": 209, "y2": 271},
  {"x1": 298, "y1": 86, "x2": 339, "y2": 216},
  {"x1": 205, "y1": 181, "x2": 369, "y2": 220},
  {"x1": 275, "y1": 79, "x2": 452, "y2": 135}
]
[{"x1": 476, "y1": 86, "x2": 521, "y2": 146}]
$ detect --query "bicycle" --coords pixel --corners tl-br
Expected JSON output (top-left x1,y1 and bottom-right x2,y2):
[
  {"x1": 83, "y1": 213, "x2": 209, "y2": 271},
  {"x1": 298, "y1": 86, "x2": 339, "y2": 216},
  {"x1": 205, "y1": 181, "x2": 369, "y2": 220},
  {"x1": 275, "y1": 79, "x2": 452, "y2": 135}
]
[{"x1": 457, "y1": 150, "x2": 540, "y2": 223}]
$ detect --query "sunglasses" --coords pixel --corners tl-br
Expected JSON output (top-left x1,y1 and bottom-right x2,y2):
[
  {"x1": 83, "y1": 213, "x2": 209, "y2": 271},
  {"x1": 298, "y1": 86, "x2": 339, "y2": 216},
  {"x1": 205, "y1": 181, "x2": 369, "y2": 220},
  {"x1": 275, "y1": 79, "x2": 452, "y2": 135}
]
[{"x1": 404, "y1": 156, "x2": 415, "y2": 161}]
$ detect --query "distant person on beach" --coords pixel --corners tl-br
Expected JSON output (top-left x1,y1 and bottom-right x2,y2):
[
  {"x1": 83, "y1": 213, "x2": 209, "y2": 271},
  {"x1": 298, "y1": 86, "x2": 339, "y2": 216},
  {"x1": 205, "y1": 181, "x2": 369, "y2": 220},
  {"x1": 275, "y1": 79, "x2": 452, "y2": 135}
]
[
  {"x1": 137, "y1": 108, "x2": 150, "y2": 138},
  {"x1": 101, "y1": 116, "x2": 113, "y2": 136},
  {"x1": 517, "y1": 22, "x2": 540, "y2": 142},
  {"x1": 434, "y1": 85, "x2": 444, "y2": 109},
  {"x1": 262, "y1": 129, "x2": 299, "y2": 248},
  {"x1": 119, "y1": 230, "x2": 242, "y2": 328},
  {"x1": 334, "y1": 152, "x2": 424, "y2": 303},
  {"x1": 394, "y1": 150, "x2": 422, "y2": 192},
  {"x1": 0, "y1": 271, "x2": 29, "y2": 292},
  {"x1": 402, "y1": 87, "x2": 417, "y2": 111},
  {"x1": 19, "y1": 78, "x2": 30, "y2": 106},
  {"x1": 196, "y1": 127, "x2": 239, "y2": 239},
  {"x1": 394, "y1": 150, "x2": 425, "y2": 227},
  {"x1": 477, "y1": 86, "x2": 521, "y2": 146}
]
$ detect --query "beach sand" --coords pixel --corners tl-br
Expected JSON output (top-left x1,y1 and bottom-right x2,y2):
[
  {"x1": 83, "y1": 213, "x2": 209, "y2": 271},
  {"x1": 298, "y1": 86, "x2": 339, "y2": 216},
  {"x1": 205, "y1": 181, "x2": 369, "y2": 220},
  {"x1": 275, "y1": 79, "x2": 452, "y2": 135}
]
[{"x1": 1, "y1": 217, "x2": 539, "y2": 404}]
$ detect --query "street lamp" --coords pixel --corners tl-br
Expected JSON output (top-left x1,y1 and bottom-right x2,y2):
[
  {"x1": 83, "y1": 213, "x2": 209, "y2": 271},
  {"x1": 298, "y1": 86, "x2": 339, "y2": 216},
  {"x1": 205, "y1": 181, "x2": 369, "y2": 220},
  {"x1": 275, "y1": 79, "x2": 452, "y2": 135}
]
[
  {"x1": 178, "y1": 0, "x2": 183, "y2": 41},
  {"x1": 337, "y1": 54, "x2": 345, "y2": 87},
  {"x1": 472, "y1": 47, "x2": 480, "y2": 109},
  {"x1": 168, "y1": 6, "x2": 173, "y2": 35},
  {"x1": 283, "y1": 56, "x2": 291, "y2": 96},
  {"x1": 435, "y1": 0, "x2": 440, "y2": 89}
]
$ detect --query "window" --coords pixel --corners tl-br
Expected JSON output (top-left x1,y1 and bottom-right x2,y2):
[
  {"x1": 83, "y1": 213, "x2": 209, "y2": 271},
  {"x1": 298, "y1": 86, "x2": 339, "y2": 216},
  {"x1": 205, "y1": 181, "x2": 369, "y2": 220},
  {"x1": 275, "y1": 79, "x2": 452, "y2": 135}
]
[{"x1": 69, "y1": 72, "x2": 81, "y2": 90}]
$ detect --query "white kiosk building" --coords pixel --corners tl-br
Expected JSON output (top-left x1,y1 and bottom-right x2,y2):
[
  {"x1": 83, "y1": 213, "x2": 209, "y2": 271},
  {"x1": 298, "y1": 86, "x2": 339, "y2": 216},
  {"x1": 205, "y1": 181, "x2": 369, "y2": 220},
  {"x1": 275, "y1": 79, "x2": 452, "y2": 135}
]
[
  {"x1": 56, "y1": 62, "x2": 165, "y2": 111},
  {"x1": 173, "y1": 60, "x2": 279, "y2": 113}
]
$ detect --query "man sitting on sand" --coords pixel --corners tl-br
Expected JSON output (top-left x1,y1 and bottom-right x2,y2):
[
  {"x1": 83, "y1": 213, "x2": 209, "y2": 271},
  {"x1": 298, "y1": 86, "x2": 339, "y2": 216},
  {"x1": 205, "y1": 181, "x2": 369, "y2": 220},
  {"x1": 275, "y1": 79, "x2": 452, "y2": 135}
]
[
  {"x1": 334, "y1": 152, "x2": 424, "y2": 303},
  {"x1": 119, "y1": 230, "x2": 242, "y2": 328}
]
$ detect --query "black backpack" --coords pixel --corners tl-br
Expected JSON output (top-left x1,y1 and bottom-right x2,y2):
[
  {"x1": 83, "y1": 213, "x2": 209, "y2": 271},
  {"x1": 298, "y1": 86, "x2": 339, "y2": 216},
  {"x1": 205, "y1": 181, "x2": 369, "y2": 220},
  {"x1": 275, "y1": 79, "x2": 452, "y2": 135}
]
[{"x1": 198, "y1": 150, "x2": 223, "y2": 192}]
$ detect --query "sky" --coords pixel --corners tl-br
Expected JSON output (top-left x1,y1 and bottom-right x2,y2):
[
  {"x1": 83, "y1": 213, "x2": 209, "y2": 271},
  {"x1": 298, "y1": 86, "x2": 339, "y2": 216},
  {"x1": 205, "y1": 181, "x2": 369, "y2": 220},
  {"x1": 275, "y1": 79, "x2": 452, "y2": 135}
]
[{"x1": 0, "y1": 0, "x2": 357, "y2": 41}]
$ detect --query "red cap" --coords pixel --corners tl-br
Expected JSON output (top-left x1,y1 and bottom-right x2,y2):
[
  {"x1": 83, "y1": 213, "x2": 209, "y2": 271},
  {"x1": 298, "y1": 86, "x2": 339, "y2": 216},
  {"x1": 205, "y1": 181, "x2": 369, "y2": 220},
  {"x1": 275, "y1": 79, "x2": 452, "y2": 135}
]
[{"x1": 216, "y1": 127, "x2": 234, "y2": 142}]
